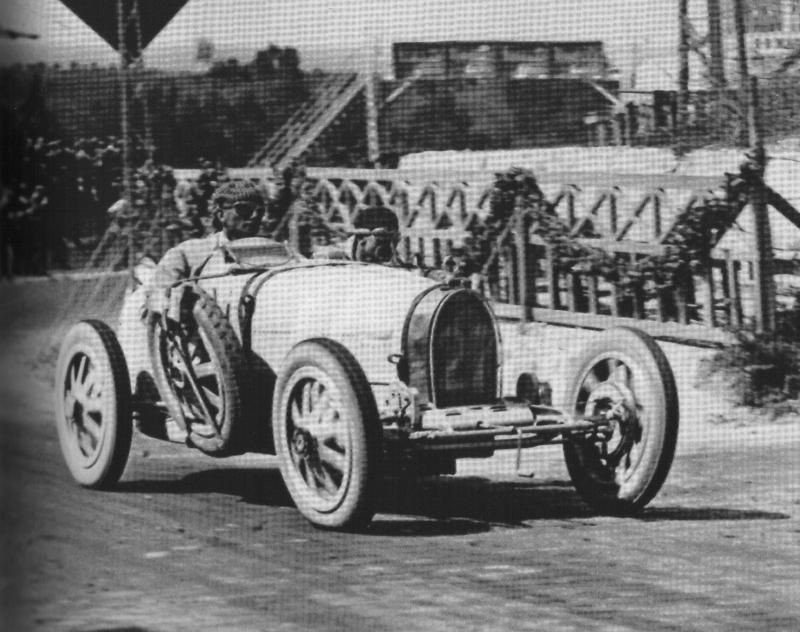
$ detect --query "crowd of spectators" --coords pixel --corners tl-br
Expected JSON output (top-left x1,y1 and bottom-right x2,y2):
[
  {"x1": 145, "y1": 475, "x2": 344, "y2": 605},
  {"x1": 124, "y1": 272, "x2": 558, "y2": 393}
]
[
  {"x1": 1, "y1": 134, "x2": 125, "y2": 277},
  {"x1": 0, "y1": 139, "x2": 467, "y2": 279},
  {"x1": 0, "y1": 135, "x2": 239, "y2": 278}
]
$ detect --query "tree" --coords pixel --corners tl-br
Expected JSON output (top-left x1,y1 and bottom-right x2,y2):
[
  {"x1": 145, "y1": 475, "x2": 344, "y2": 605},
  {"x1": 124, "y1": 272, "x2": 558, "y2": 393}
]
[
  {"x1": 254, "y1": 45, "x2": 280, "y2": 78},
  {"x1": 208, "y1": 58, "x2": 243, "y2": 80},
  {"x1": 253, "y1": 45, "x2": 302, "y2": 79},
  {"x1": 195, "y1": 37, "x2": 215, "y2": 64},
  {"x1": 280, "y1": 47, "x2": 301, "y2": 78}
]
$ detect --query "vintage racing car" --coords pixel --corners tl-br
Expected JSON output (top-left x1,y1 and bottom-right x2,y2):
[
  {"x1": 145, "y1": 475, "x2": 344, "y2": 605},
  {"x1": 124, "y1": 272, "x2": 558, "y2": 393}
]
[{"x1": 54, "y1": 237, "x2": 679, "y2": 529}]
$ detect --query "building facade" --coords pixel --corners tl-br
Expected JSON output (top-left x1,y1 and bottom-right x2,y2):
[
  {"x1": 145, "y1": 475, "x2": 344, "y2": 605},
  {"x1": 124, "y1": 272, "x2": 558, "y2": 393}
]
[
  {"x1": 723, "y1": 0, "x2": 800, "y2": 72},
  {"x1": 392, "y1": 41, "x2": 611, "y2": 81}
]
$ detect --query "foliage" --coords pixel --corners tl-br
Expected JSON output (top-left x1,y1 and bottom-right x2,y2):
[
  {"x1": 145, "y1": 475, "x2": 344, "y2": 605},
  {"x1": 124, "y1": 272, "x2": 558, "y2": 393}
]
[
  {"x1": 698, "y1": 332, "x2": 800, "y2": 407},
  {"x1": 0, "y1": 54, "x2": 309, "y2": 167},
  {"x1": 469, "y1": 165, "x2": 800, "y2": 410},
  {"x1": 663, "y1": 79, "x2": 800, "y2": 150},
  {"x1": 696, "y1": 290, "x2": 800, "y2": 407},
  {"x1": 253, "y1": 45, "x2": 301, "y2": 79},
  {"x1": 467, "y1": 164, "x2": 753, "y2": 296}
]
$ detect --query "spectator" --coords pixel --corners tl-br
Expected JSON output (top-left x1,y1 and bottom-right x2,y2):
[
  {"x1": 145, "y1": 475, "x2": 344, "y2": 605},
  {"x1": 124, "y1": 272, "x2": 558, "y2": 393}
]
[
  {"x1": 101, "y1": 197, "x2": 143, "y2": 270},
  {"x1": 173, "y1": 178, "x2": 205, "y2": 239},
  {"x1": 6, "y1": 134, "x2": 269, "y2": 273},
  {"x1": 193, "y1": 159, "x2": 219, "y2": 217},
  {"x1": 10, "y1": 182, "x2": 34, "y2": 274},
  {"x1": 25, "y1": 184, "x2": 49, "y2": 274},
  {"x1": 0, "y1": 184, "x2": 14, "y2": 281},
  {"x1": 284, "y1": 179, "x2": 330, "y2": 257},
  {"x1": 267, "y1": 163, "x2": 305, "y2": 238}
]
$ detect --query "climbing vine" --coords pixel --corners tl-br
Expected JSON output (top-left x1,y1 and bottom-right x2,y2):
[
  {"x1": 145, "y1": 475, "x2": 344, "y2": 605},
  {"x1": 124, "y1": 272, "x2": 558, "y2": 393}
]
[{"x1": 466, "y1": 163, "x2": 757, "y2": 295}]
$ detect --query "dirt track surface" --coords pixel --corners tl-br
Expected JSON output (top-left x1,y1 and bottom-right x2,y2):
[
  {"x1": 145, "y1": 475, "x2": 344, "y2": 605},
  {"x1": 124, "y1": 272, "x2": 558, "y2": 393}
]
[{"x1": 1, "y1": 277, "x2": 799, "y2": 631}]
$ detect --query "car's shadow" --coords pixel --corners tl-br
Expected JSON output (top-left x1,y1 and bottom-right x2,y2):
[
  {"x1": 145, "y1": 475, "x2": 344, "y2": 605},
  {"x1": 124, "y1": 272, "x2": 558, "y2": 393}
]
[
  {"x1": 118, "y1": 468, "x2": 294, "y2": 508},
  {"x1": 116, "y1": 468, "x2": 790, "y2": 535}
]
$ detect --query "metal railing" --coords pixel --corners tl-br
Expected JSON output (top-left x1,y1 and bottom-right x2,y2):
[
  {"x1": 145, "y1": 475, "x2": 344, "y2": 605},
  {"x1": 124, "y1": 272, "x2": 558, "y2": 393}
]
[{"x1": 247, "y1": 73, "x2": 367, "y2": 171}]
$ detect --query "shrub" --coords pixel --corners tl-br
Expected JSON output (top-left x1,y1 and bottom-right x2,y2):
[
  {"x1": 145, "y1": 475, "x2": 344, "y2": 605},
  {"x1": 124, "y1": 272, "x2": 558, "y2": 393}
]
[{"x1": 698, "y1": 297, "x2": 800, "y2": 407}]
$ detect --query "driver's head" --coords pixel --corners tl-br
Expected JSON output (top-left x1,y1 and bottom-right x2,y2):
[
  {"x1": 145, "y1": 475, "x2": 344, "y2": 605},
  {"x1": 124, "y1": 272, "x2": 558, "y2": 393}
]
[
  {"x1": 211, "y1": 181, "x2": 265, "y2": 240},
  {"x1": 350, "y1": 206, "x2": 400, "y2": 263}
]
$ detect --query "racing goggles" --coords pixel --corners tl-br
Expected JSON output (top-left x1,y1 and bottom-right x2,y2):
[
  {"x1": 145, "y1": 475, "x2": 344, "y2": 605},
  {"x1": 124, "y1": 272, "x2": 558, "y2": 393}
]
[
  {"x1": 351, "y1": 226, "x2": 397, "y2": 238},
  {"x1": 222, "y1": 201, "x2": 264, "y2": 219}
]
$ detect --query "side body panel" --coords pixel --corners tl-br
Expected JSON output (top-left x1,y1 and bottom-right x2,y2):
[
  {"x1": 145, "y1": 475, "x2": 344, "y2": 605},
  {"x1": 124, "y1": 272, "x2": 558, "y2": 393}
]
[
  {"x1": 118, "y1": 252, "x2": 440, "y2": 396},
  {"x1": 246, "y1": 264, "x2": 436, "y2": 386}
]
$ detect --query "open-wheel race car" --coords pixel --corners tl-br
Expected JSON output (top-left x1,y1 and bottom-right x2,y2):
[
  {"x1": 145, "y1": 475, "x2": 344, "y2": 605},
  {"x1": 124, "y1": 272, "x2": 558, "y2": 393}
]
[{"x1": 54, "y1": 237, "x2": 679, "y2": 530}]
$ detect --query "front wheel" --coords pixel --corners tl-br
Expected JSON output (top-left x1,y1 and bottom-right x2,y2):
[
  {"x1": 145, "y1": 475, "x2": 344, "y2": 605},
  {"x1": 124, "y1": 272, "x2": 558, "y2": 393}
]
[
  {"x1": 54, "y1": 320, "x2": 132, "y2": 488},
  {"x1": 562, "y1": 327, "x2": 679, "y2": 514},
  {"x1": 272, "y1": 339, "x2": 381, "y2": 530},
  {"x1": 147, "y1": 289, "x2": 247, "y2": 455}
]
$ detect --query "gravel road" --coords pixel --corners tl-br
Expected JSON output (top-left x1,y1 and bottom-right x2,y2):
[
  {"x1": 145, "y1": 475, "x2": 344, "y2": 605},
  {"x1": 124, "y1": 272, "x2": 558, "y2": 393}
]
[{"x1": 1, "y1": 277, "x2": 798, "y2": 632}]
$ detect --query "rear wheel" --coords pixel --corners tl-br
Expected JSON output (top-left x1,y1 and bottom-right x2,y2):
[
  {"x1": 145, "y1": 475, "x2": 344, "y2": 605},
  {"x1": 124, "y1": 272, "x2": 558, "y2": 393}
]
[
  {"x1": 54, "y1": 320, "x2": 132, "y2": 488},
  {"x1": 272, "y1": 339, "x2": 381, "y2": 530},
  {"x1": 562, "y1": 327, "x2": 679, "y2": 514}
]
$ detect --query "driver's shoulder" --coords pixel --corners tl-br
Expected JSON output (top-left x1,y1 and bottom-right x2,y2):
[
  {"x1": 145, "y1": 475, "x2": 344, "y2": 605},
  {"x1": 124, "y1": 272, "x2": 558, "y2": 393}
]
[
  {"x1": 311, "y1": 244, "x2": 350, "y2": 260},
  {"x1": 155, "y1": 233, "x2": 221, "y2": 272},
  {"x1": 173, "y1": 232, "x2": 225, "y2": 254}
]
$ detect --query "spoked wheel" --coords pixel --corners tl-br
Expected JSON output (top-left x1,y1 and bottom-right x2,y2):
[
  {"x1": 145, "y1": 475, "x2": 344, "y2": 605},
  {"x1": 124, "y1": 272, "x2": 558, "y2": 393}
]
[
  {"x1": 148, "y1": 289, "x2": 246, "y2": 455},
  {"x1": 562, "y1": 327, "x2": 679, "y2": 514},
  {"x1": 273, "y1": 339, "x2": 381, "y2": 530},
  {"x1": 54, "y1": 320, "x2": 132, "y2": 488},
  {"x1": 163, "y1": 324, "x2": 223, "y2": 423}
]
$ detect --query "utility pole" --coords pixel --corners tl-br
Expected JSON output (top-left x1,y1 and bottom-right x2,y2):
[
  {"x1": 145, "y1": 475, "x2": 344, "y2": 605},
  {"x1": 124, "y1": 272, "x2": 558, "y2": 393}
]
[
  {"x1": 746, "y1": 74, "x2": 775, "y2": 333},
  {"x1": 117, "y1": 0, "x2": 131, "y2": 202},
  {"x1": 706, "y1": 0, "x2": 726, "y2": 89},
  {"x1": 630, "y1": 40, "x2": 640, "y2": 90},
  {"x1": 732, "y1": 0, "x2": 775, "y2": 332},
  {"x1": 707, "y1": 0, "x2": 726, "y2": 140},
  {"x1": 677, "y1": 0, "x2": 691, "y2": 144},
  {"x1": 365, "y1": 35, "x2": 381, "y2": 167},
  {"x1": 732, "y1": 0, "x2": 751, "y2": 146},
  {"x1": 115, "y1": 0, "x2": 149, "y2": 196}
]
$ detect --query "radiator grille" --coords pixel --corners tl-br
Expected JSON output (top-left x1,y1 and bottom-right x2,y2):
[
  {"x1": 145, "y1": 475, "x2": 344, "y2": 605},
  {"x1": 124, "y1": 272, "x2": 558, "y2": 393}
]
[{"x1": 430, "y1": 291, "x2": 498, "y2": 408}]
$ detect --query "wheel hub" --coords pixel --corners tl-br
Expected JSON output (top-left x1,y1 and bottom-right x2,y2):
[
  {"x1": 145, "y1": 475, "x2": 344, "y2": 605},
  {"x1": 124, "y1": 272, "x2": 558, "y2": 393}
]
[
  {"x1": 167, "y1": 346, "x2": 188, "y2": 388},
  {"x1": 292, "y1": 428, "x2": 316, "y2": 459},
  {"x1": 586, "y1": 380, "x2": 637, "y2": 465},
  {"x1": 587, "y1": 382, "x2": 634, "y2": 421}
]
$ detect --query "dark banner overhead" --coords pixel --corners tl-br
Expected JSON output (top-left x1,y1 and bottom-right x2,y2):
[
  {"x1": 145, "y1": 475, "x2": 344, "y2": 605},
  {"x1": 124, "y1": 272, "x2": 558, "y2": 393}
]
[{"x1": 59, "y1": 0, "x2": 190, "y2": 53}]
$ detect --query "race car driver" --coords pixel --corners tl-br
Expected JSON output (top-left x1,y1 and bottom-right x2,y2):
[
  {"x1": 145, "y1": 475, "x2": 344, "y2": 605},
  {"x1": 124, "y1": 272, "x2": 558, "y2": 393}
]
[{"x1": 145, "y1": 180, "x2": 266, "y2": 316}]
